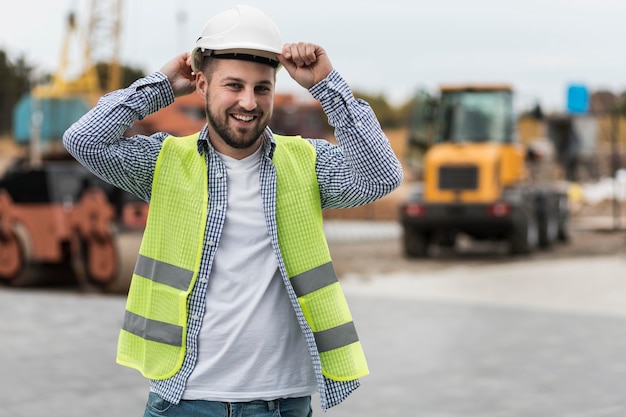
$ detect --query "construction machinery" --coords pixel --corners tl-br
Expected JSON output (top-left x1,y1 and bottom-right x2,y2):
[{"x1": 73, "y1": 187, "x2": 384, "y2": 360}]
[
  {"x1": 0, "y1": 0, "x2": 337, "y2": 290},
  {"x1": 400, "y1": 84, "x2": 570, "y2": 257},
  {"x1": 0, "y1": 0, "x2": 145, "y2": 291}
]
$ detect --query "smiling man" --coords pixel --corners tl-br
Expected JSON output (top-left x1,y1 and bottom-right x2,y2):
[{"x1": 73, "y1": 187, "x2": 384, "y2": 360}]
[
  {"x1": 63, "y1": 5, "x2": 402, "y2": 417},
  {"x1": 200, "y1": 58, "x2": 275, "y2": 156}
]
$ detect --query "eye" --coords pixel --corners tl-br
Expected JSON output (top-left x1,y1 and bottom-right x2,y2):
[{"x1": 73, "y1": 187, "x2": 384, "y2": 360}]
[
  {"x1": 255, "y1": 85, "x2": 272, "y2": 94},
  {"x1": 226, "y1": 83, "x2": 243, "y2": 90}
]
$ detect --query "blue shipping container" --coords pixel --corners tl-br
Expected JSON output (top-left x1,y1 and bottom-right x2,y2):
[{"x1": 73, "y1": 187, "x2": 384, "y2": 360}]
[{"x1": 12, "y1": 94, "x2": 90, "y2": 144}]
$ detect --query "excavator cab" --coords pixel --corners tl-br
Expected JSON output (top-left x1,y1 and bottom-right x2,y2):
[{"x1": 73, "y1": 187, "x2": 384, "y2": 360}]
[
  {"x1": 436, "y1": 86, "x2": 514, "y2": 144},
  {"x1": 422, "y1": 85, "x2": 526, "y2": 203}
]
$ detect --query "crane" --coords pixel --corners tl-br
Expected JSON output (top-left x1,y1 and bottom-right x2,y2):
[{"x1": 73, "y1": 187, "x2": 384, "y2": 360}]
[
  {"x1": 35, "y1": 0, "x2": 123, "y2": 100},
  {"x1": 12, "y1": 0, "x2": 123, "y2": 161}
]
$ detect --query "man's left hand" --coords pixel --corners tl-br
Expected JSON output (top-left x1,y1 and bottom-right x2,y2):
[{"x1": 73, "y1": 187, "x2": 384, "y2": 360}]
[{"x1": 278, "y1": 42, "x2": 333, "y2": 89}]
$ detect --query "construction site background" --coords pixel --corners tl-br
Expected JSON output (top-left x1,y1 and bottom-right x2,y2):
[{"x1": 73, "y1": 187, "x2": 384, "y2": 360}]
[
  {"x1": 324, "y1": 113, "x2": 626, "y2": 222},
  {"x1": 3, "y1": 112, "x2": 626, "y2": 224}
]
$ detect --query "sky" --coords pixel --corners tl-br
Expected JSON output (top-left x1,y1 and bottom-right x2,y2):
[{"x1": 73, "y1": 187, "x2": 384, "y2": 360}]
[{"x1": 1, "y1": 0, "x2": 625, "y2": 113}]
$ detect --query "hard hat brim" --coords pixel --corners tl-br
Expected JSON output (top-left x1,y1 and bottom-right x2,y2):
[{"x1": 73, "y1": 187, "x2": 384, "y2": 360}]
[{"x1": 191, "y1": 47, "x2": 281, "y2": 73}]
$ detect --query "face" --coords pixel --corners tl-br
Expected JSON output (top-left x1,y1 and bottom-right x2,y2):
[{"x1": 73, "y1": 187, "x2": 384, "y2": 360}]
[{"x1": 196, "y1": 58, "x2": 276, "y2": 159}]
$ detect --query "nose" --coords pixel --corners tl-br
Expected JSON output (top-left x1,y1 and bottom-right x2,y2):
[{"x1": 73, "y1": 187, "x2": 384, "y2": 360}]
[{"x1": 238, "y1": 87, "x2": 257, "y2": 111}]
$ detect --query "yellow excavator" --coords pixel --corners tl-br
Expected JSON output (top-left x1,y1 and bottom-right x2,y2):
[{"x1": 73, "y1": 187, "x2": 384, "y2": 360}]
[{"x1": 400, "y1": 84, "x2": 570, "y2": 257}]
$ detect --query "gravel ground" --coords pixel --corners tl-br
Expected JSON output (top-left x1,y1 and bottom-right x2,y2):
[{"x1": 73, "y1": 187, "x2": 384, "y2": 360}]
[{"x1": 326, "y1": 212, "x2": 626, "y2": 280}]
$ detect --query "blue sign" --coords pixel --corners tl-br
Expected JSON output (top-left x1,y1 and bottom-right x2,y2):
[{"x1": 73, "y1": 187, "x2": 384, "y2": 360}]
[{"x1": 566, "y1": 84, "x2": 588, "y2": 114}]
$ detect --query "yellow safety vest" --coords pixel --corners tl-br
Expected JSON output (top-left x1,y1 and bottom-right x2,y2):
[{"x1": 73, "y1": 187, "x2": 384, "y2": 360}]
[{"x1": 116, "y1": 133, "x2": 369, "y2": 382}]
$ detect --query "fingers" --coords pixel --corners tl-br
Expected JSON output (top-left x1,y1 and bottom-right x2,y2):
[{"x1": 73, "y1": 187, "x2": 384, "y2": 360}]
[
  {"x1": 160, "y1": 53, "x2": 192, "y2": 77},
  {"x1": 159, "y1": 53, "x2": 196, "y2": 97},
  {"x1": 278, "y1": 42, "x2": 333, "y2": 89},
  {"x1": 281, "y1": 42, "x2": 321, "y2": 67}
]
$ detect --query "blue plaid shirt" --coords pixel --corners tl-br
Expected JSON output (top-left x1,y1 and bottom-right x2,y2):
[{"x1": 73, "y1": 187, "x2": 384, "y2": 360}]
[{"x1": 63, "y1": 70, "x2": 402, "y2": 411}]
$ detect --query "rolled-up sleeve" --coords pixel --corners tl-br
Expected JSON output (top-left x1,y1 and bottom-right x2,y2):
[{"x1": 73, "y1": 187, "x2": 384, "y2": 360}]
[
  {"x1": 63, "y1": 72, "x2": 175, "y2": 201},
  {"x1": 308, "y1": 70, "x2": 403, "y2": 209}
]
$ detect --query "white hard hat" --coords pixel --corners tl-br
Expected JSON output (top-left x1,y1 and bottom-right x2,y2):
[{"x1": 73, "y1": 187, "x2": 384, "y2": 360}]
[{"x1": 191, "y1": 5, "x2": 283, "y2": 73}]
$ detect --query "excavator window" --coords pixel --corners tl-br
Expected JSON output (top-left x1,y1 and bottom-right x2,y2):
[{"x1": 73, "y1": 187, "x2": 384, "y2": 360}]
[{"x1": 436, "y1": 90, "x2": 513, "y2": 144}]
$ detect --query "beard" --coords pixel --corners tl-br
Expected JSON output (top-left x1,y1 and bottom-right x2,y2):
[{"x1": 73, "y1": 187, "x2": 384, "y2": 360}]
[{"x1": 205, "y1": 100, "x2": 271, "y2": 151}]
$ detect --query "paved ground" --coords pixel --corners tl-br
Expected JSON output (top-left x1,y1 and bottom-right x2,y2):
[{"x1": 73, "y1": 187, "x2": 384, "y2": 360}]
[
  {"x1": 2, "y1": 244, "x2": 626, "y2": 416},
  {"x1": 0, "y1": 289, "x2": 147, "y2": 417},
  {"x1": 1, "y1": 215, "x2": 625, "y2": 416}
]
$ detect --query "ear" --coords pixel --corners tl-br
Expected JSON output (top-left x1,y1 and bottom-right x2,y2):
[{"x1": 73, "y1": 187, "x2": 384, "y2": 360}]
[{"x1": 195, "y1": 71, "x2": 208, "y2": 99}]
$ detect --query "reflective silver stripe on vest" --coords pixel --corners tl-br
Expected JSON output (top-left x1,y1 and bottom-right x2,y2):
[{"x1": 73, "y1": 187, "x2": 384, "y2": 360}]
[
  {"x1": 122, "y1": 310, "x2": 183, "y2": 347},
  {"x1": 134, "y1": 254, "x2": 194, "y2": 291},
  {"x1": 314, "y1": 321, "x2": 359, "y2": 353},
  {"x1": 289, "y1": 262, "x2": 337, "y2": 296}
]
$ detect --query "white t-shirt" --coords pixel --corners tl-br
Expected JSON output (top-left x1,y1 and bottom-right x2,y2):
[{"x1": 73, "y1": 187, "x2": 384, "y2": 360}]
[{"x1": 182, "y1": 146, "x2": 317, "y2": 401}]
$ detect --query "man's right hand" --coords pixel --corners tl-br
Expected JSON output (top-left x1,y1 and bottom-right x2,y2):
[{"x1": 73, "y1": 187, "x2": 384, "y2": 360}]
[{"x1": 159, "y1": 52, "x2": 196, "y2": 97}]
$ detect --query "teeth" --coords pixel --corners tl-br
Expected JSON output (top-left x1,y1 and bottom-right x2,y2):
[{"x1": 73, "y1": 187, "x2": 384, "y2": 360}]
[{"x1": 233, "y1": 114, "x2": 254, "y2": 122}]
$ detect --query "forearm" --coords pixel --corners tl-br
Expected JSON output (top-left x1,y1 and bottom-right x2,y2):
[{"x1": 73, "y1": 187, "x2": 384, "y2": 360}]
[
  {"x1": 309, "y1": 70, "x2": 403, "y2": 208},
  {"x1": 63, "y1": 72, "x2": 175, "y2": 199}
]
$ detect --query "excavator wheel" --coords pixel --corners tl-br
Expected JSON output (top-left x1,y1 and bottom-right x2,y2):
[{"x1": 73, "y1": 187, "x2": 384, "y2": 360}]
[
  {"x1": 557, "y1": 193, "x2": 570, "y2": 242},
  {"x1": 0, "y1": 190, "x2": 22, "y2": 284},
  {"x1": 71, "y1": 187, "x2": 118, "y2": 292},
  {"x1": 105, "y1": 230, "x2": 142, "y2": 295},
  {"x1": 70, "y1": 187, "x2": 142, "y2": 294},
  {"x1": 72, "y1": 229, "x2": 142, "y2": 294},
  {"x1": 537, "y1": 193, "x2": 560, "y2": 249},
  {"x1": 509, "y1": 200, "x2": 539, "y2": 255},
  {"x1": 0, "y1": 229, "x2": 24, "y2": 284},
  {"x1": 73, "y1": 234, "x2": 118, "y2": 292},
  {"x1": 402, "y1": 227, "x2": 431, "y2": 258},
  {"x1": 0, "y1": 223, "x2": 67, "y2": 287}
]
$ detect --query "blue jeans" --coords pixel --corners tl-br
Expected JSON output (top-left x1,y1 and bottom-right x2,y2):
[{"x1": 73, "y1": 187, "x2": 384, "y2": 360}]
[{"x1": 143, "y1": 392, "x2": 313, "y2": 417}]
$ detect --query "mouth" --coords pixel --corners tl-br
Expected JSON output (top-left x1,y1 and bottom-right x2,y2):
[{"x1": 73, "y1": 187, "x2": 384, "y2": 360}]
[{"x1": 231, "y1": 113, "x2": 257, "y2": 123}]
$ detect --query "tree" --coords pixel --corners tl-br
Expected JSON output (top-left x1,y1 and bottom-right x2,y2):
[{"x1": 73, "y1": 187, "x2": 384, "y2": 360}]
[
  {"x1": 353, "y1": 91, "x2": 412, "y2": 129},
  {"x1": 95, "y1": 62, "x2": 145, "y2": 92},
  {"x1": 617, "y1": 95, "x2": 626, "y2": 116}
]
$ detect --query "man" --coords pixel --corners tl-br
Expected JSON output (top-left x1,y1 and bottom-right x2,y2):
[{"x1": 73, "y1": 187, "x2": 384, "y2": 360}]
[{"x1": 64, "y1": 5, "x2": 402, "y2": 417}]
